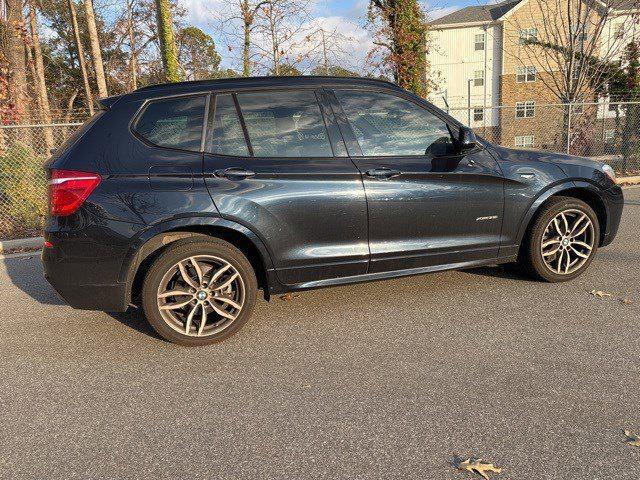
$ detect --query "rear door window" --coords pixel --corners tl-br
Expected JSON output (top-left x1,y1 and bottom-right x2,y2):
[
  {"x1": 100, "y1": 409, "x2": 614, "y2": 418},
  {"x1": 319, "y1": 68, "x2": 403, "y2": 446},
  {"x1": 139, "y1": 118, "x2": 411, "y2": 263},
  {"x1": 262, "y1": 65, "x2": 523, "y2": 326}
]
[
  {"x1": 134, "y1": 95, "x2": 206, "y2": 152},
  {"x1": 206, "y1": 94, "x2": 249, "y2": 156},
  {"x1": 236, "y1": 90, "x2": 333, "y2": 157}
]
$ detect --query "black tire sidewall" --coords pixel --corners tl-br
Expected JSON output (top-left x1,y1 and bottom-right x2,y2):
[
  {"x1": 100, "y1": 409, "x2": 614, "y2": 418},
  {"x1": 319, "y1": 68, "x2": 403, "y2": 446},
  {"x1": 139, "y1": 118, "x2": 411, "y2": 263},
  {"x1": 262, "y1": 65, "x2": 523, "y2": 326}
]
[
  {"x1": 527, "y1": 197, "x2": 600, "y2": 282},
  {"x1": 141, "y1": 239, "x2": 257, "y2": 346}
]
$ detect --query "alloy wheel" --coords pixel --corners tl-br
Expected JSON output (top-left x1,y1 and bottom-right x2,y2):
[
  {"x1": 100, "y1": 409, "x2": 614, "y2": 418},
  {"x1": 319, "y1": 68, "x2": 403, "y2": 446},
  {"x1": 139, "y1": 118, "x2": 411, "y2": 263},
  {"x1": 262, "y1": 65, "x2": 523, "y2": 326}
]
[
  {"x1": 156, "y1": 255, "x2": 245, "y2": 336},
  {"x1": 540, "y1": 208, "x2": 595, "y2": 275}
]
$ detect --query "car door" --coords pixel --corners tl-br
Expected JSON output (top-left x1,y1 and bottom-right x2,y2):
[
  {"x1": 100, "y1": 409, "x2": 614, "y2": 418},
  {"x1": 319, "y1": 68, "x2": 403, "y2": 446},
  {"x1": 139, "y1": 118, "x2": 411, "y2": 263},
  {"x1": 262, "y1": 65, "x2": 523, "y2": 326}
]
[
  {"x1": 202, "y1": 89, "x2": 368, "y2": 286},
  {"x1": 326, "y1": 88, "x2": 504, "y2": 273}
]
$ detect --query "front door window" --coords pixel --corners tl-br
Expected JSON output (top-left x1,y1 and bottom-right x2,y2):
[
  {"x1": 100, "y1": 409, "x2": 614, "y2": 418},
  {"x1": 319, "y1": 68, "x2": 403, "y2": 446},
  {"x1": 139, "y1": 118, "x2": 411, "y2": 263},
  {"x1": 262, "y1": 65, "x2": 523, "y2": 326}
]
[{"x1": 333, "y1": 90, "x2": 453, "y2": 157}]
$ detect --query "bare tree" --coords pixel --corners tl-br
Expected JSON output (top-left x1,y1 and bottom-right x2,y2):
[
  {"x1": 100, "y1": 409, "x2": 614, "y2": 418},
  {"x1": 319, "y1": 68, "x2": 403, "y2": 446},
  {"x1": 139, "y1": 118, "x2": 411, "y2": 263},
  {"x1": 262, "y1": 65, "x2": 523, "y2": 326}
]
[
  {"x1": 126, "y1": 0, "x2": 139, "y2": 90},
  {"x1": 1, "y1": 0, "x2": 30, "y2": 124},
  {"x1": 84, "y1": 0, "x2": 108, "y2": 97},
  {"x1": 299, "y1": 26, "x2": 358, "y2": 75},
  {"x1": 506, "y1": 0, "x2": 639, "y2": 104},
  {"x1": 27, "y1": 0, "x2": 54, "y2": 150},
  {"x1": 154, "y1": 0, "x2": 180, "y2": 82},
  {"x1": 67, "y1": 0, "x2": 94, "y2": 114},
  {"x1": 252, "y1": 0, "x2": 314, "y2": 75}
]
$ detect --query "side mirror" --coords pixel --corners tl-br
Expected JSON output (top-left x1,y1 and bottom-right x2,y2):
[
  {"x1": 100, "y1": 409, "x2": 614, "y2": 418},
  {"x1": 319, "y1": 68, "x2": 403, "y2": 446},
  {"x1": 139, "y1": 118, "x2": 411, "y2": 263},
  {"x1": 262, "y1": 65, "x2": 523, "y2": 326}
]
[{"x1": 457, "y1": 126, "x2": 478, "y2": 151}]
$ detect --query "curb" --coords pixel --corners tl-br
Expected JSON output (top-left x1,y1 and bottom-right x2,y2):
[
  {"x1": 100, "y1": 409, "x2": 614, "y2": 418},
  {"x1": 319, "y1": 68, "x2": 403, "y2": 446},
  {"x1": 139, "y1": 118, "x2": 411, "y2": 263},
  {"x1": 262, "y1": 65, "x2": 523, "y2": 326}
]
[
  {"x1": 618, "y1": 175, "x2": 640, "y2": 186},
  {"x1": 0, "y1": 236, "x2": 43, "y2": 252}
]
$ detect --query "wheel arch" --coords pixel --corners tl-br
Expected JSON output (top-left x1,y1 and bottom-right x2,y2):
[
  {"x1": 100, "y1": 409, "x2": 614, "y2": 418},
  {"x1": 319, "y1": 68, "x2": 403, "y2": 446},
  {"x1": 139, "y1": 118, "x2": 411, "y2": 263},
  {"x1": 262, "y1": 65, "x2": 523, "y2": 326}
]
[
  {"x1": 516, "y1": 182, "x2": 609, "y2": 250},
  {"x1": 121, "y1": 218, "x2": 276, "y2": 306}
]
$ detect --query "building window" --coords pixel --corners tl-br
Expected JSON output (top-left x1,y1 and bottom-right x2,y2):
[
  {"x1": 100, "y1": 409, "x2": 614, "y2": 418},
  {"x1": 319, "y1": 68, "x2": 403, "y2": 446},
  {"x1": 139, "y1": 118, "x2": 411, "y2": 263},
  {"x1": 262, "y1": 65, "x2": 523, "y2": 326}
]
[
  {"x1": 515, "y1": 101, "x2": 535, "y2": 118},
  {"x1": 604, "y1": 129, "x2": 616, "y2": 143},
  {"x1": 519, "y1": 28, "x2": 538, "y2": 45},
  {"x1": 473, "y1": 108, "x2": 484, "y2": 122},
  {"x1": 515, "y1": 135, "x2": 534, "y2": 148},
  {"x1": 473, "y1": 70, "x2": 484, "y2": 87},
  {"x1": 572, "y1": 101, "x2": 584, "y2": 114},
  {"x1": 614, "y1": 22, "x2": 624, "y2": 38},
  {"x1": 516, "y1": 66, "x2": 537, "y2": 83},
  {"x1": 474, "y1": 33, "x2": 485, "y2": 51},
  {"x1": 608, "y1": 102, "x2": 619, "y2": 112}
]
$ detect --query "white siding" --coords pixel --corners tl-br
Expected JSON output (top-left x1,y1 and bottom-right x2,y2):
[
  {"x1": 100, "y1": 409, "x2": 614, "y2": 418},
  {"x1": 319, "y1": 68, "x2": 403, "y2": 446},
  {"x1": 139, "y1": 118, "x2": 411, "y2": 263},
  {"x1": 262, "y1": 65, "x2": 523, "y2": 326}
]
[
  {"x1": 597, "y1": 13, "x2": 639, "y2": 119},
  {"x1": 428, "y1": 24, "x2": 502, "y2": 127}
]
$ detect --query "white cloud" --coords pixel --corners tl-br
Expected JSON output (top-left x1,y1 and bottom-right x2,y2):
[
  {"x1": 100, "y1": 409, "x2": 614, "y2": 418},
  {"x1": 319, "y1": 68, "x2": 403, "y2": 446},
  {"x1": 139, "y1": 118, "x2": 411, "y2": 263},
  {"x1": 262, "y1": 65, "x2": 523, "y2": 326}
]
[{"x1": 428, "y1": 6, "x2": 460, "y2": 20}]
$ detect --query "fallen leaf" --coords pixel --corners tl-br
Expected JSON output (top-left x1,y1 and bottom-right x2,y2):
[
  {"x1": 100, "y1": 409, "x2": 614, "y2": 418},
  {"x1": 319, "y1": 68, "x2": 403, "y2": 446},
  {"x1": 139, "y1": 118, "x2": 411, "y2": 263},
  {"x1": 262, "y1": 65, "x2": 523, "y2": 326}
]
[
  {"x1": 590, "y1": 290, "x2": 612, "y2": 298},
  {"x1": 279, "y1": 293, "x2": 300, "y2": 301},
  {"x1": 457, "y1": 458, "x2": 503, "y2": 480},
  {"x1": 620, "y1": 298, "x2": 633, "y2": 305},
  {"x1": 623, "y1": 429, "x2": 640, "y2": 447}
]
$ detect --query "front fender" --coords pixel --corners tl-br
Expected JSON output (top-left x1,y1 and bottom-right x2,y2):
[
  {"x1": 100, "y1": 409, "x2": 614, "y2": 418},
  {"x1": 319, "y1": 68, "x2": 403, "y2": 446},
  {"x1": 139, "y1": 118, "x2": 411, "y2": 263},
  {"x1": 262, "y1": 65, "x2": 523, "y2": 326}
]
[{"x1": 514, "y1": 180, "x2": 610, "y2": 247}]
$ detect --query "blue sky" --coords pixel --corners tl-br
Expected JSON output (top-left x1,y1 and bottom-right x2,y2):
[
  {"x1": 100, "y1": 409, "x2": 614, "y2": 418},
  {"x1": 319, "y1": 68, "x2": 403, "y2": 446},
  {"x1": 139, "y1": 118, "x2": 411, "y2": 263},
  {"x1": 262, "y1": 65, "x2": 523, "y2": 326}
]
[{"x1": 177, "y1": 0, "x2": 485, "y2": 72}]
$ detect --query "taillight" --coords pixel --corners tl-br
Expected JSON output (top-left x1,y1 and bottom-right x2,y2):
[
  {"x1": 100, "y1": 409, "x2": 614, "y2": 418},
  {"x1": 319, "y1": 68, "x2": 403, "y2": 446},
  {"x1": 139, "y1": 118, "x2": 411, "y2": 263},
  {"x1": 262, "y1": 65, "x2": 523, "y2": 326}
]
[{"x1": 48, "y1": 169, "x2": 101, "y2": 216}]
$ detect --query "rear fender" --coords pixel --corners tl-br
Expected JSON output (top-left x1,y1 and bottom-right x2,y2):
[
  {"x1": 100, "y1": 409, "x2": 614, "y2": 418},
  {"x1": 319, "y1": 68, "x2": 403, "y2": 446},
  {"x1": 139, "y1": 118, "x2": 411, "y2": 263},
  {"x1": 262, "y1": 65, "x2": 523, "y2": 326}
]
[{"x1": 119, "y1": 216, "x2": 276, "y2": 301}]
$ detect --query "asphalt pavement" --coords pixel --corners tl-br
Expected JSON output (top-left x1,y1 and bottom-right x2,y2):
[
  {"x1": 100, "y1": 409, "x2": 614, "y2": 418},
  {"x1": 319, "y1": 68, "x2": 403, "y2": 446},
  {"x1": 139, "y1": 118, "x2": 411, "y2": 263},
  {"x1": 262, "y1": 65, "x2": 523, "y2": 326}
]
[{"x1": 1, "y1": 188, "x2": 639, "y2": 479}]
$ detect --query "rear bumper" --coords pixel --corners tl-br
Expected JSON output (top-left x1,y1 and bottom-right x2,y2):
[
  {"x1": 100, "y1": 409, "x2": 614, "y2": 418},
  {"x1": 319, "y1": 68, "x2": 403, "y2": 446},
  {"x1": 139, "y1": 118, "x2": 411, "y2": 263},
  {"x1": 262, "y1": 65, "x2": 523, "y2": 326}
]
[{"x1": 41, "y1": 240, "x2": 129, "y2": 312}]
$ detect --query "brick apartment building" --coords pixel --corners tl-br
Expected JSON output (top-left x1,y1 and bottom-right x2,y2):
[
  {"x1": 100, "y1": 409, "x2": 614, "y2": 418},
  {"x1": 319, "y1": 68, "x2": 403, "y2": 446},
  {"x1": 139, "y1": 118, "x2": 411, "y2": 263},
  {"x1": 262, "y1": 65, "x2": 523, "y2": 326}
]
[{"x1": 427, "y1": 0, "x2": 639, "y2": 152}]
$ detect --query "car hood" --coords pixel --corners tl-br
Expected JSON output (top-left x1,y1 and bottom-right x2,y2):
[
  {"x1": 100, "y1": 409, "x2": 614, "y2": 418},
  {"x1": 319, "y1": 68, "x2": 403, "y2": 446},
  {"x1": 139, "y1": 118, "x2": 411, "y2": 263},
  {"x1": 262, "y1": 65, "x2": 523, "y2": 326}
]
[
  {"x1": 491, "y1": 145, "x2": 599, "y2": 167},
  {"x1": 490, "y1": 145, "x2": 613, "y2": 187}
]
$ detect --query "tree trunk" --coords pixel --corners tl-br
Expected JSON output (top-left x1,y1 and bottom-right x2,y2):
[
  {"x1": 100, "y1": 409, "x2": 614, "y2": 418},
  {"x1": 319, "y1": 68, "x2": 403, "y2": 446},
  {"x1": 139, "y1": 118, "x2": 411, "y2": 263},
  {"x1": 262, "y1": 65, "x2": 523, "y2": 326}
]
[
  {"x1": 64, "y1": 90, "x2": 79, "y2": 137},
  {"x1": 83, "y1": 0, "x2": 108, "y2": 97},
  {"x1": 127, "y1": 0, "x2": 138, "y2": 90},
  {"x1": 28, "y1": 2, "x2": 54, "y2": 152},
  {"x1": 67, "y1": 0, "x2": 94, "y2": 115},
  {"x1": 1, "y1": 0, "x2": 30, "y2": 127},
  {"x1": 267, "y1": 3, "x2": 279, "y2": 75},
  {"x1": 154, "y1": 0, "x2": 180, "y2": 82},
  {"x1": 243, "y1": 11, "x2": 251, "y2": 76}
]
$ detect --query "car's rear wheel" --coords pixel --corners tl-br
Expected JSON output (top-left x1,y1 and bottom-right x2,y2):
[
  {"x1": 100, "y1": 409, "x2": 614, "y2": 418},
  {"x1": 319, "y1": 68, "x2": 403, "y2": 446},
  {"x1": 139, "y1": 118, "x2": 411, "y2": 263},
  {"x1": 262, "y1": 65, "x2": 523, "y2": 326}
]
[
  {"x1": 141, "y1": 239, "x2": 257, "y2": 346},
  {"x1": 521, "y1": 196, "x2": 600, "y2": 282}
]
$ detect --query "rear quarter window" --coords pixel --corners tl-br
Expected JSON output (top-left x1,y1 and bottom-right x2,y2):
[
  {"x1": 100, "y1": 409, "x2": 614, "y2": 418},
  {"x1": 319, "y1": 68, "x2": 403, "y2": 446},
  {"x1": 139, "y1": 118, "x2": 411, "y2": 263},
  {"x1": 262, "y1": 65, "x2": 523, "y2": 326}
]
[{"x1": 134, "y1": 95, "x2": 206, "y2": 152}]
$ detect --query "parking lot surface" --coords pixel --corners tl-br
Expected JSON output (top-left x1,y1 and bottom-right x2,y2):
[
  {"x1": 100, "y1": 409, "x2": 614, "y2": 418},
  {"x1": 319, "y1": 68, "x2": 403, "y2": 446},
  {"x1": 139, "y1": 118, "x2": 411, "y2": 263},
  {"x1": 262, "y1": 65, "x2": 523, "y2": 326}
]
[{"x1": 1, "y1": 188, "x2": 639, "y2": 479}]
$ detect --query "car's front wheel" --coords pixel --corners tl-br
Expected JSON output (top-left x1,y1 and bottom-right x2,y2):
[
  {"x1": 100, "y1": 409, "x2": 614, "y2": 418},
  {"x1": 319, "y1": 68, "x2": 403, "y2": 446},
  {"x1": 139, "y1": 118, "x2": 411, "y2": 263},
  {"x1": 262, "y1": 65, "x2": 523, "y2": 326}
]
[
  {"x1": 521, "y1": 196, "x2": 600, "y2": 282},
  {"x1": 141, "y1": 238, "x2": 257, "y2": 346}
]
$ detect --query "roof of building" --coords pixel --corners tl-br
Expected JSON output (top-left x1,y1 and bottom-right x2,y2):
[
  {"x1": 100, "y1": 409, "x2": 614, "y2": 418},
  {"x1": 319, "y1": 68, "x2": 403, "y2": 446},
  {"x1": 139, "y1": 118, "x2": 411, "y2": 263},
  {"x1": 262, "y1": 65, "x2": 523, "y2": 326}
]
[
  {"x1": 605, "y1": 0, "x2": 638, "y2": 10},
  {"x1": 429, "y1": 0, "x2": 637, "y2": 27},
  {"x1": 429, "y1": 0, "x2": 522, "y2": 26}
]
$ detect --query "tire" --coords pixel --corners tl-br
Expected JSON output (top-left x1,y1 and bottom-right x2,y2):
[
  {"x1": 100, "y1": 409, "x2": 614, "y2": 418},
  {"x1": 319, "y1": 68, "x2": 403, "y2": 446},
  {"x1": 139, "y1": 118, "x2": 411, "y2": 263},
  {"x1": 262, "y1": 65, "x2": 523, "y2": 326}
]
[
  {"x1": 141, "y1": 238, "x2": 258, "y2": 346},
  {"x1": 520, "y1": 196, "x2": 600, "y2": 282}
]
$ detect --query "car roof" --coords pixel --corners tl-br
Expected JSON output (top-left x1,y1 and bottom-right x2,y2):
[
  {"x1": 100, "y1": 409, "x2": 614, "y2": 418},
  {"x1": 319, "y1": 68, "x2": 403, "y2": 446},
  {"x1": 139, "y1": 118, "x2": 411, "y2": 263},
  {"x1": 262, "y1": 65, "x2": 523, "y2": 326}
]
[{"x1": 130, "y1": 75, "x2": 403, "y2": 99}]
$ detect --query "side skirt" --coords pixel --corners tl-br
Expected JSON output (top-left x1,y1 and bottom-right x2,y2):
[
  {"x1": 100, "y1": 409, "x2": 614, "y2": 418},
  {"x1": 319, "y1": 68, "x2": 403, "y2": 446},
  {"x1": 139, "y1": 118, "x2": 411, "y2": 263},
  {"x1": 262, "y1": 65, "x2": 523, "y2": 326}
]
[{"x1": 266, "y1": 254, "x2": 518, "y2": 295}]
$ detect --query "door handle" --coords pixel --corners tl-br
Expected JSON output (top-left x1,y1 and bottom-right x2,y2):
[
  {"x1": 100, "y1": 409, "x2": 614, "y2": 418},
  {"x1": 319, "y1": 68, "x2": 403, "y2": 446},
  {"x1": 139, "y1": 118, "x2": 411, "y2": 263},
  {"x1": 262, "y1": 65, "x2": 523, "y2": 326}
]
[
  {"x1": 214, "y1": 167, "x2": 256, "y2": 179},
  {"x1": 365, "y1": 167, "x2": 402, "y2": 179}
]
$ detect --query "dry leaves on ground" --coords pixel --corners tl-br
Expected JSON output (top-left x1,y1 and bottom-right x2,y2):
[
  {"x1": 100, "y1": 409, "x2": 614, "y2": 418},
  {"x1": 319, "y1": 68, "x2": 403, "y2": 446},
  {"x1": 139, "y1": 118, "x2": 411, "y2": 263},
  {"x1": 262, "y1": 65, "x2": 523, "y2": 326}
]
[
  {"x1": 620, "y1": 298, "x2": 633, "y2": 305},
  {"x1": 456, "y1": 458, "x2": 503, "y2": 480},
  {"x1": 623, "y1": 430, "x2": 640, "y2": 447},
  {"x1": 279, "y1": 293, "x2": 300, "y2": 301},
  {"x1": 589, "y1": 290, "x2": 613, "y2": 298}
]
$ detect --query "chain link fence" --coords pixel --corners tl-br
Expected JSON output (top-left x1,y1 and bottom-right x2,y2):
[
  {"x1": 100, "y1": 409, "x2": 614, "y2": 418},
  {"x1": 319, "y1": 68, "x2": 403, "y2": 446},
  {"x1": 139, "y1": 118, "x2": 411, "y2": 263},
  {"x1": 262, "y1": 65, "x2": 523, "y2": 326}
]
[
  {"x1": 440, "y1": 101, "x2": 640, "y2": 174},
  {"x1": 1, "y1": 102, "x2": 638, "y2": 240},
  {"x1": 0, "y1": 121, "x2": 84, "y2": 240}
]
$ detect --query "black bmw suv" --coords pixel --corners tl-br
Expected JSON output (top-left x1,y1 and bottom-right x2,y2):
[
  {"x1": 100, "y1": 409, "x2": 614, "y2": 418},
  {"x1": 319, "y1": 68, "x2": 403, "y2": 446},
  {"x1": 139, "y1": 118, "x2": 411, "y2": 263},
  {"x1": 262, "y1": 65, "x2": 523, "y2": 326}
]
[{"x1": 43, "y1": 76, "x2": 624, "y2": 345}]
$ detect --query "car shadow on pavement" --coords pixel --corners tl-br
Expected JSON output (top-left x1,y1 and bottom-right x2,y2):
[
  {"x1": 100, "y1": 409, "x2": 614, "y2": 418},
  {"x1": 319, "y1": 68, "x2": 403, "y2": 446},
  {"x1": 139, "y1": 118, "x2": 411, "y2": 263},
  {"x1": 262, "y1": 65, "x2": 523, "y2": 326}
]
[
  {"x1": 463, "y1": 263, "x2": 534, "y2": 281},
  {"x1": 2, "y1": 254, "x2": 66, "y2": 306},
  {"x1": 107, "y1": 308, "x2": 164, "y2": 341}
]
